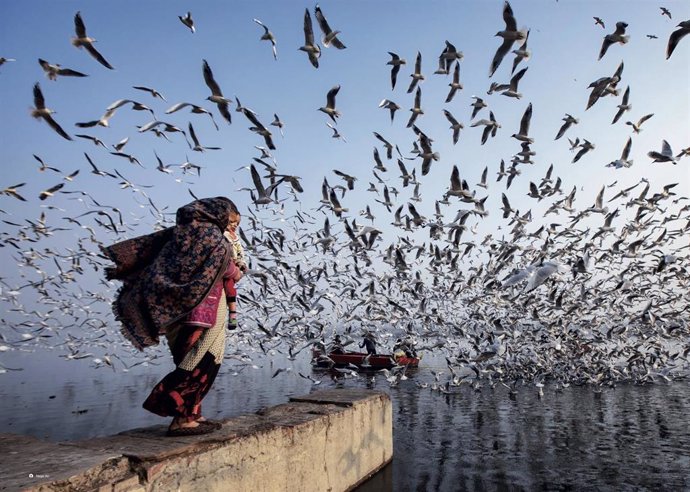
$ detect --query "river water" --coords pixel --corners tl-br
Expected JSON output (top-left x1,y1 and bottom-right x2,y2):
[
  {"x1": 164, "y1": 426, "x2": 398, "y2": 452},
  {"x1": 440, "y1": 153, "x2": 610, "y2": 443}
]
[{"x1": 1, "y1": 348, "x2": 689, "y2": 491}]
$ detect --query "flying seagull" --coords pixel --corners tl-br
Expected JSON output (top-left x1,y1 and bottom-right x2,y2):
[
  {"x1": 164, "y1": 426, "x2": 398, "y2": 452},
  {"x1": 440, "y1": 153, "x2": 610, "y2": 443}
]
[
  {"x1": 489, "y1": 1, "x2": 527, "y2": 77},
  {"x1": 299, "y1": 8, "x2": 321, "y2": 68},
  {"x1": 178, "y1": 12, "x2": 195, "y2": 33},
  {"x1": 31, "y1": 83, "x2": 71, "y2": 140},
  {"x1": 314, "y1": 5, "x2": 346, "y2": 49},
  {"x1": 319, "y1": 85, "x2": 341, "y2": 122},
  {"x1": 71, "y1": 11, "x2": 114, "y2": 69},
  {"x1": 202, "y1": 59, "x2": 232, "y2": 124},
  {"x1": 38, "y1": 59, "x2": 87, "y2": 80},
  {"x1": 666, "y1": 20, "x2": 690, "y2": 59},
  {"x1": 387, "y1": 52, "x2": 406, "y2": 90},
  {"x1": 253, "y1": 18, "x2": 277, "y2": 60},
  {"x1": 599, "y1": 21, "x2": 629, "y2": 60}
]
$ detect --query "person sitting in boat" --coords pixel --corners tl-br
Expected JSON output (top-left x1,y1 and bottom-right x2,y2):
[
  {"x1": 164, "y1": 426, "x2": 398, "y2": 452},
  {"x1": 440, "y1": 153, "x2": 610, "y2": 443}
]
[
  {"x1": 360, "y1": 333, "x2": 377, "y2": 355},
  {"x1": 394, "y1": 338, "x2": 416, "y2": 359},
  {"x1": 330, "y1": 334, "x2": 345, "y2": 354}
]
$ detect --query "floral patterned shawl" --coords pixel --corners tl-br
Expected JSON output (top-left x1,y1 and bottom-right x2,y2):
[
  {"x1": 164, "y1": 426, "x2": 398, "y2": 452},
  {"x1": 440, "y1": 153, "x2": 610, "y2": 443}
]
[{"x1": 102, "y1": 197, "x2": 236, "y2": 350}]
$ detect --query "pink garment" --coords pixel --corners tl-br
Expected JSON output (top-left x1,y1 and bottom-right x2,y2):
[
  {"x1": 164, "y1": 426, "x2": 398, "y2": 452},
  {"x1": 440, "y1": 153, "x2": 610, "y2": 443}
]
[{"x1": 184, "y1": 260, "x2": 239, "y2": 328}]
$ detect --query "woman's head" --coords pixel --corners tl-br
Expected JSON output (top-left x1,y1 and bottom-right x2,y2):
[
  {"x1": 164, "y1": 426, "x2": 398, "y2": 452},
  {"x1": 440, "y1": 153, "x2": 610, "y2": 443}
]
[{"x1": 176, "y1": 196, "x2": 238, "y2": 230}]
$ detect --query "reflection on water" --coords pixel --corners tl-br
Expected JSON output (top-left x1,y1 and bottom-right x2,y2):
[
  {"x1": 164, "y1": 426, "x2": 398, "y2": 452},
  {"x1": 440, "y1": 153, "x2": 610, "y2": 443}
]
[{"x1": 1, "y1": 350, "x2": 689, "y2": 490}]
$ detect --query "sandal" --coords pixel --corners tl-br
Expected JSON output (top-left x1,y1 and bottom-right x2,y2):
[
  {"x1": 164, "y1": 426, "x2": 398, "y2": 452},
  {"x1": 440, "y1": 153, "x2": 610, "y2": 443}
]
[{"x1": 166, "y1": 424, "x2": 217, "y2": 437}]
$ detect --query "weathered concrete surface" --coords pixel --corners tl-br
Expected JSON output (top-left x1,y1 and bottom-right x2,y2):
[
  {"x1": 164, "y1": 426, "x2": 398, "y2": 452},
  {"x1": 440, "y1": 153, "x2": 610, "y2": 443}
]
[{"x1": 1, "y1": 389, "x2": 392, "y2": 492}]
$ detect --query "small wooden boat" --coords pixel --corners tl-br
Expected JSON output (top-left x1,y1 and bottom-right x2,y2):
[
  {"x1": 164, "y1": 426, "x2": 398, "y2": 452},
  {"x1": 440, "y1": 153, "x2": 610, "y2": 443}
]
[{"x1": 312, "y1": 350, "x2": 420, "y2": 369}]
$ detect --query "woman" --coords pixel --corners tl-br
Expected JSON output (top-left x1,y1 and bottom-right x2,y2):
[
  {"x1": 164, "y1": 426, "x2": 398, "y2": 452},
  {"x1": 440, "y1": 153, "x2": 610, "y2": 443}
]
[{"x1": 103, "y1": 197, "x2": 243, "y2": 436}]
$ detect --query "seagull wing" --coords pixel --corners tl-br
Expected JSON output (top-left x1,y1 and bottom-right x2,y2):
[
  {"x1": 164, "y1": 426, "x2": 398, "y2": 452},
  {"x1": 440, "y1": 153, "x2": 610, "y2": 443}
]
[
  {"x1": 202, "y1": 59, "x2": 222, "y2": 96},
  {"x1": 85, "y1": 43, "x2": 114, "y2": 69}
]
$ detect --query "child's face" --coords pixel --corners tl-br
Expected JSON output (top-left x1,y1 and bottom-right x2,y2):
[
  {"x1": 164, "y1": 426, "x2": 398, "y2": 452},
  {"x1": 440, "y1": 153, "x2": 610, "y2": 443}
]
[{"x1": 227, "y1": 213, "x2": 241, "y2": 232}]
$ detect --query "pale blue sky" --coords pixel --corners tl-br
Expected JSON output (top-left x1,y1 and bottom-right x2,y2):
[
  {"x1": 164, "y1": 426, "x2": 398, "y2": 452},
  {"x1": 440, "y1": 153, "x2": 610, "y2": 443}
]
[{"x1": 0, "y1": 0, "x2": 688, "y2": 333}]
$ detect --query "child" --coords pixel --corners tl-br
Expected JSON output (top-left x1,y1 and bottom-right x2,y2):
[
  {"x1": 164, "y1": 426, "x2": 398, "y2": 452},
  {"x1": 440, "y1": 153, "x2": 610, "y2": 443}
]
[{"x1": 224, "y1": 210, "x2": 247, "y2": 329}]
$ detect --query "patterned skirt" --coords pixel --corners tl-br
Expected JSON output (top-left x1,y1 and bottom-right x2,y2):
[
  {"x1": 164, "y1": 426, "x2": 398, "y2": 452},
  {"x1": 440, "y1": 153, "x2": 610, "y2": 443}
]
[{"x1": 142, "y1": 296, "x2": 227, "y2": 422}]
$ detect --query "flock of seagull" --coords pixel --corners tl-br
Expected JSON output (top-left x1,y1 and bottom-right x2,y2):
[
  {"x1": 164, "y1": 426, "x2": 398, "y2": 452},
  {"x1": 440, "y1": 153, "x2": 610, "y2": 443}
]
[{"x1": 1, "y1": 4, "x2": 689, "y2": 395}]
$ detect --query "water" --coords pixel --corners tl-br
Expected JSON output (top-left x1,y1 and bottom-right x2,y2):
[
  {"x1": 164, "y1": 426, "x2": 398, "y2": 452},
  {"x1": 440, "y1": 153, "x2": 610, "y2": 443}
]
[{"x1": 2, "y1": 349, "x2": 689, "y2": 491}]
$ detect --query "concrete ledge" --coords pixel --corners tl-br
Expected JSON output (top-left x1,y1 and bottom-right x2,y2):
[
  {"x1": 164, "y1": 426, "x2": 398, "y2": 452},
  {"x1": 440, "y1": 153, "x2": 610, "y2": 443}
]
[{"x1": 1, "y1": 389, "x2": 392, "y2": 492}]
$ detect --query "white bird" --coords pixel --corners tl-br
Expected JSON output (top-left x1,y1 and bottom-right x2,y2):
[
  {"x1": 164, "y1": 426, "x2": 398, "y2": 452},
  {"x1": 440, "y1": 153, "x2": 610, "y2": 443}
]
[
  {"x1": 314, "y1": 4, "x2": 346, "y2": 49},
  {"x1": 647, "y1": 140, "x2": 677, "y2": 164},
  {"x1": 31, "y1": 83, "x2": 71, "y2": 140},
  {"x1": 378, "y1": 99, "x2": 400, "y2": 124},
  {"x1": 387, "y1": 52, "x2": 406, "y2": 90},
  {"x1": 511, "y1": 102, "x2": 533, "y2": 143},
  {"x1": 406, "y1": 87, "x2": 424, "y2": 128},
  {"x1": 407, "y1": 51, "x2": 424, "y2": 94},
  {"x1": 319, "y1": 85, "x2": 341, "y2": 122},
  {"x1": 38, "y1": 59, "x2": 87, "y2": 81},
  {"x1": 253, "y1": 18, "x2": 277, "y2": 60},
  {"x1": 202, "y1": 59, "x2": 232, "y2": 124},
  {"x1": 626, "y1": 113, "x2": 654, "y2": 133},
  {"x1": 599, "y1": 21, "x2": 629, "y2": 60},
  {"x1": 71, "y1": 11, "x2": 114, "y2": 69},
  {"x1": 490, "y1": 1, "x2": 527, "y2": 77},
  {"x1": 445, "y1": 61, "x2": 463, "y2": 103},
  {"x1": 607, "y1": 136, "x2": 633, "y2": 168},
  {"x1": 299, "y1": 8, "x2": 321, "y2": 68},
  {"x1": 611, "y1": 86, "x2": 631, "y2": 124},
  {"x1": 501, "y1": 67, "x2": 528, "y2": 99},
  {"x1": 555, "y1": 114, "x2": 578, "y2": 140},
  {"x1": 442, "y1": 109, "x2": 463, "y2": 145}
]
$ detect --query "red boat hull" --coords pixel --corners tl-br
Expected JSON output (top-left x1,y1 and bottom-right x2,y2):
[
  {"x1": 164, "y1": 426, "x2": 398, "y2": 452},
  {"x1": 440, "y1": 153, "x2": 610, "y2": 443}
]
[{"x1": 312, "y1": 351, "x2": 420, "y2": 369}]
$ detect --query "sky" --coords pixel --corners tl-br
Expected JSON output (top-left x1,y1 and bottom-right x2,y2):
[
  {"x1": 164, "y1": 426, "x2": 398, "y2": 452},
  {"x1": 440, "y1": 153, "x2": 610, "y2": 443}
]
[{"x1": 0, "y1": 0, "x2": 689, "y2": 362}]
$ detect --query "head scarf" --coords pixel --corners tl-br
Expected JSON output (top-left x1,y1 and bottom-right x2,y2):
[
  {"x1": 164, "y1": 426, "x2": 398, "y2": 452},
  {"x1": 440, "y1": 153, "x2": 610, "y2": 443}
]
[{"x1": 103, "y1": 197, "x2": 237, "y2": 350}]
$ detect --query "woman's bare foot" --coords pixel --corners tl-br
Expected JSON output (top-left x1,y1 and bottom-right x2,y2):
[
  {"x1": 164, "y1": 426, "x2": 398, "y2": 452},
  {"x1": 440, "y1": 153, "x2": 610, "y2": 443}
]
[{"x1": 168, "y1": 417, "x2": 200, "y2": 431}]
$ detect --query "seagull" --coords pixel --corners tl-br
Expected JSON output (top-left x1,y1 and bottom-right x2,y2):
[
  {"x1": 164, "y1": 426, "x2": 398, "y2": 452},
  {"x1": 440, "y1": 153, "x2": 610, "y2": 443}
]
[
  {"x1": 75, "y1": 107, "x2": 117, "y2": 128},
  {"x1": 666, "y1": 20, "x2": 690, "y2": 59},
  {"x1": 326, "y1": 121, "x2": 346, "y2": 143},
  {"x1": 253, "y1": 18, "x2": 277, "y2": 60},
  {"x1": 593, "y1": 17, "x2": 605, "y2": 29},
  {"x1": 202, "y1": 59, "x2": 232, "y2": 124},
  {"x1": 511, "y1": 102, "x2": 533, "y2": 144},
  {"x1": 248, "y1": 164, "x2": 282, "y2": 206},
  {"x1": 299, "y1": 8, "x2": 321, "y2": 68},
  {"x1": 33, "y1": 154, "x2": 61, "y2": 173},
  {"x1": 490, "y1": 1, "x2": 527, "y2": 77},
  {"x1": 445, "y1": 61, "x2": 463, "y2": 103},
  {"x1": 84, "y1": 152, "x2": 116, "y2": 178},
  {"x1": 71, "y1": 12, "x2": 114, "y2": 70},
  {"x1": 606, "y1": 136, "x2": 633, "y2": 169},
  {"x1": 0, "y1": 57, "x2": 16, "y2": 68},
  {"x1": 314, "y1": 5, "x2": 346, "y2": 49},
  {"x1": 418, "y1": 131, "x2": 440, "y2": 176},
  {"x1": 611, "y1": 86, "x2": 631, "y2": 124},
  {"x1": 442, "y1": 109, "x2": 463, "y2": 145},
  {"x1": 470, "y1": 96, "x2": 487, "y2": 119},
  {"x1": 242, "y1": 108, "x2": 277, "y2": 150},
  {"x1": 39, "y1": 182, "x2": 65, "y2": 201},
  {"x1": 626, "y1": 113, "x2": 654, "y2": 133},
  {"x1": 319, "y1": 85, "x2": 341, "y2": 122},
  {"x1": 599, "y1": 21, "x2": 629, "y2": 60},
  {"x1": 572, "y1": 139, "x2": 595, "y2": 163},
  {"x1": 647, "y1": 140, "x2": 677, "y2": 164},
  {"x1": 178, "y1": 12, "x2": 195, "y2": 33},
  {"x1": 387, "y1": 52, "x2": 406, "y2": 90},
  {"x1": 555, "y1": 114, "x2": 578, "y2": 140},
  {"x1": 378, "y1": 99, "x2": 400, "y2": 124},
  {"x1": 660, "y1": 7, "x2": 672, "y2": 20},
  {"x1": 477, "y1": 166, "x2": 489, "y2": 189},
  {"x1": 407, "y1": 51, "x2": 424, "y2": 93},
  {"x1": 271, "y1": 114, "x2": 284, "y2": 137},
  {"x1": 38, "y1": 59, "x2": 87, "y2": 81},
  {"x1": 31, "y1": 83, "x2": 71, "y2": 140},
  {"x1": 510, "y1": 29, "x2": 531, "y2": 74},
  {"x1": 647, "y1": 34, "x2": 658, "y2": 40},
  {"x1": 501, "y1": 67, "x2": 527, "y2": 98},
  {"x1": 165, "y1": 102, "x2": 218, "y2": 130},
  {"x1": 75, "y1": 134, "x2": 106, "y2": 148},
  {"x1": 132, "y1": 86, "x2": 167, "y2": 101},
  {"x1": 1, "y1": 183, "x2": 27, "y2": 201},
  {"x1": 470, "y1": 110, "x2": 500, "y2": 145},
  {"x1": 188, "y1": 122, "x2": 221, "y2": 152},
  {"x1": 406, "y1": 87, "x2": 423, "y2": 128}
]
